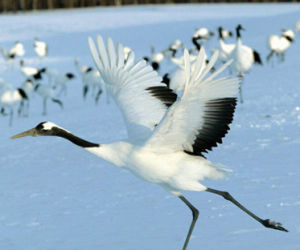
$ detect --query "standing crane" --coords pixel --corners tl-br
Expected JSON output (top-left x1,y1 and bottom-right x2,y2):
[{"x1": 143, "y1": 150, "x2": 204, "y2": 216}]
[
  {"x1": 231, "y1": 24, "x2": 263, "y2": 103},
  {"x1": 11, "y1": 36, "x2": 287, "y2": 250}
]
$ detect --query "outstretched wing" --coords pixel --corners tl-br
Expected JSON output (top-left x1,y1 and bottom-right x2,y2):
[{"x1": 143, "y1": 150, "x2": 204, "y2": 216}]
[
  {"x1": 88, "y1": 36, "x2": 177, "y2": 143},
  {"x1": 145, "y1": 49, "x2": 239, "y2": 156}
]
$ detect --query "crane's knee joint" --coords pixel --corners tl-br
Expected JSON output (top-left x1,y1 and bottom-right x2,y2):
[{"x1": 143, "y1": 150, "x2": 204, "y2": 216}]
[
  {"x1": 222, "y1": 191, "x2": 232, "y2": 201},
  {"x1": 192, "y1": 208, "x2": 199, "y2": 219}
]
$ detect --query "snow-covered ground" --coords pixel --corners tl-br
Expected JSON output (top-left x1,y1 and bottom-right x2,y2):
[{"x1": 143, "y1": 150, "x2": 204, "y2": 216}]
[{"x1": 0, "y1": 4, "x2": 300, "y2": 250}]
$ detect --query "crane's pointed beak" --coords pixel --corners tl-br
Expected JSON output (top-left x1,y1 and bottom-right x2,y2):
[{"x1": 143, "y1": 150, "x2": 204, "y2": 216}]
[{"x1": 10, "y1": 128, "x2": 37, "y2": 139}]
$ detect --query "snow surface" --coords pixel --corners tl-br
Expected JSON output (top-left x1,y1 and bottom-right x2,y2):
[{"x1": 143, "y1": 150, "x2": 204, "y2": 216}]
[{"x1": 1, "y1": 3, "x2": 300, "y2": 250}]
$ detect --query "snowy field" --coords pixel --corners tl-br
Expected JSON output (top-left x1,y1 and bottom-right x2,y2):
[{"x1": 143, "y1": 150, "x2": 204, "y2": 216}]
[{"x1": 1, "y1": 3, "x2": 300, "y2": 250}]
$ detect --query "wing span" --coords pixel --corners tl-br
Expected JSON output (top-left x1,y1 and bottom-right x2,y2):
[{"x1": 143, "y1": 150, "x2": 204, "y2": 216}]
[
  {"x1": 145, "y1": 49, "x2": 239, "y2": 156},
  {"x1": 88, "y1": 36, "x2": 177, "y2": 143}
]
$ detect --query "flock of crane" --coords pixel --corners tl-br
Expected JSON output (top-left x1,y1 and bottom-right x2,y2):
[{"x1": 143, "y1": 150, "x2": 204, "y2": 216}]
[
  {"x1": 0, "y1": 38, "x2": 104, "y2": 125},
  {"x1": 9, "y1": 18, "x2": 298, "y2": 250},
  {"x1": 0, "y1": 21, "x2": 298, "y2": 126}
]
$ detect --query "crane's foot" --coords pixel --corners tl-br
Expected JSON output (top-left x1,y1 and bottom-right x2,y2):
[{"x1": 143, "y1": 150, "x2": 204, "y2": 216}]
[{"x1": 262, "y1": 219, "x2": 288, "y2": 232}]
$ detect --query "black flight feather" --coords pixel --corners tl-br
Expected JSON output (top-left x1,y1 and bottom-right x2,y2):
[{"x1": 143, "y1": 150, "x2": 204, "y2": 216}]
[
  {"x1": 146, "y1": 86, "x2": 177, "y2": 108},
  {"x1": 185, "y1": 98, "x2": 237, "y2": 157}
]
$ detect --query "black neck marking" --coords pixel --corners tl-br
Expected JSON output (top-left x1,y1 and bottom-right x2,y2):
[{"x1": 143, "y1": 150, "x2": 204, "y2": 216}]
[
  {"x1": 218, "y1": 27, "x2": 223, "y2": 39},
  {"x1": 17, "y1": 88, "x2": 28, "y2": 99},
  {"x1": 236, "y1": 26, "x2": 242, "y2": 38},
  {"x1": 284, "y1": 35, "x2": 293, "y2": 42},
  {"x1": 192, "y1": 37, "x2": 201, "y2": 50},
  {"x1": 52, "y1": 127, "x2": 99, "y2": 148},
  {"x1": 170, "y1": 48, "x2": 177, "y2": 57}
]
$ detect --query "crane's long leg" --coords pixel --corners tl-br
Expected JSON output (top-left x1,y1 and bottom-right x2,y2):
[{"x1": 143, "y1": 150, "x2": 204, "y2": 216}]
[
  {"x1": 178, "y1": 195, "x2": 199, "y2": 250},
  {"x1": 43, "y1": 98, "x2": 47, "y2": 116},
  {"x1": 95, "y1": 88, "x2": 103, "y2": 104},
  {"x1": 83, "y1": 85, "x2": 89, "y2": 100},
  {"x1": 9, "y1": 107, "x2": 13, "y2": 126},
  {"x1": 238, "y1": 75, "x2": 244, "y2": 104},
  {"x1": 206, "y1": 188, "x2": 288, "y2": 232},
  {"x1": 266, "y1": 50, "x2": 274, "y2": 62}
]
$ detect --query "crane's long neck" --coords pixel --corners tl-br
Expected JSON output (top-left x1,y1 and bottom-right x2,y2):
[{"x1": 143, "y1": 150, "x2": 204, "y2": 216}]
[
  {"x1": 236, "y1": 27, "x2": 242, "y2": 43},
  {"x1": 49, "y1": 127, "x2": 131, "y2": 168},
  {"x1": 52, "y1": 127, "x2": 99, "y2": 148},
  {"x1": 192, "y1": 37, "x2": 201, "y2": 51},
  {"x1": 218, "y1": 28, "x2": 223, "y2": 40}
]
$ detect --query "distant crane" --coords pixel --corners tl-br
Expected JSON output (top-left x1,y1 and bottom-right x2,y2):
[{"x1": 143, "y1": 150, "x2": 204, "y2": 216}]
[
  {"x1": 231, "y1": 24, "x2": 263, "y2": 103},
  {"x1": 74, "y1": 59, "x2": 103, "y2": 103},
  {"x1": 34, "y1": 38, "x2": 48, "y2": 60},
  {"x1": 11, "y1": 36, "x2": 287, "y2": 250},
  {"x1": 34, "y1": 83, "x2": 63, "y2": 115},
  {"x1": 1, "y1": 87, "x2": 28, "y2": 125},
  {"x1": 267, "y1": 29, "x2": 294, "y2": 63},
  {"x1": 217, "y1": 26, "x2": 235, "y2": 62}
]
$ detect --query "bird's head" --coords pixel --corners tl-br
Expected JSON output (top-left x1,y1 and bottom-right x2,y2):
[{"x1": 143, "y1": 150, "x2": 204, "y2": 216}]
[
  {"x1": 11, "y1": 122, "x2": 62, "y2": 139},
  {"x1": 236, "y1": 24, "x2": 245, "y2": 31}
]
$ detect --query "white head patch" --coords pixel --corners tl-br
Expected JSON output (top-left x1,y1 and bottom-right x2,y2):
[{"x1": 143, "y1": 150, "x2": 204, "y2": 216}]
[{"x1": 41, "y1": 122, "x2": 68, "y2": 132}]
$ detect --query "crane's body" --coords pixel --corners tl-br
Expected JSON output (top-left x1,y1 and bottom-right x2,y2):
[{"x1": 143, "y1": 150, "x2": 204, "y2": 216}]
[
  {"x1": 34, "y1": 38, "x2": 48, "y2": 58},
  {"x1": 74, "y1": 59, "x2": 103, "y2": 103},
  {"x1": 231, "y1": 25, "x2": 262, "y2": 103},
  {"x1": 11, "y1": 35, "x2": 287, "y2": 250},
  {"x1": 1, "y1": 87, "x2": 28, "y2": 125},
  {"x1": 10, "y1": 41, "x2": 25, "y2": 57},
  {"x1": 34, "y1": 83, "x2": 63, "y2": 115},
  {"x1": 87, "y1": 141, "x2": 224, "y2": 192},
  {"x1": 233, "y1": 38, "x2": 254, "y2": 75},
  {"x1": 267, "y1": 30, "x2": 294, "y2": 62},
  {"x1": 218, "y1": 27, "x2": 235, "y2": 61}
]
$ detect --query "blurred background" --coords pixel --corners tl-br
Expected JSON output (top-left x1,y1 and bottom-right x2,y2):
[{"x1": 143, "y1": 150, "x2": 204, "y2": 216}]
[{"x1": 0, "y1": 0, "x2": 299, "y2": 12}]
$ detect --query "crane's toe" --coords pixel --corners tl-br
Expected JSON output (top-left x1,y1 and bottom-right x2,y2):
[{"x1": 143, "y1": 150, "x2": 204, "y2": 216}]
[{"x1": 262, "y1": 219, "x2": 288, "y2": 232}]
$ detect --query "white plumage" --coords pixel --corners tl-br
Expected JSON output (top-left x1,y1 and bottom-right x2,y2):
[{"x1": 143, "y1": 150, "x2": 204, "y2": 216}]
[
  {"x1": 34, "y1": 83, "x2": 63, "y2": 115},
  {"x1": 217, "y1": 27, "x2": 235, "y2": 61},
  {"x1": 1, "y1": 87, "x2": 28, "y2": 125},
  {"x1": 0, "y1": 41, "x2": 25, "y2": 62},
  {"x1": 19, "y1": 60, "x2": 39, "y2": 78},
  {"x1": 34, "y1": 38, "x2": 48, "y2": 58},
  {"x1": 231, "y1": 25, "x2": 262, "y2": 103},
  {"x1": 19, "y1": 79, "x2": 35, "y2": 116},
  {"x1": 10, "y1": 41, "x2": 26, "y2": 57},
  {"x1": 168, "y1": 51, "x2": 208, "y2": 93},
  {"x1": 42, "y1": 68, "x2": 75, "y2": 96},
  {"x1": 232, "y1": 25, "x2": 262, "y2": 75},
  {"x1": 193, "y1": 27, "x2": 214, "y2": 42},
  {"x1": 11, "y1": 35, "x2": 287, "y2": 250},
  {"x1": 74, "y1": 59, "x2": 104, "y2": 103},
  {"x1": 267, "y1": 29, "x2": 294, "y2": 62}
]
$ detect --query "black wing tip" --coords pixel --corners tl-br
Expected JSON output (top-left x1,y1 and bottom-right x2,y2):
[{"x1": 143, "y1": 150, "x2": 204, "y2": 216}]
[
  {"x1": 186, "y1": 97, "x2": 237, "y2": 156},
  {"x1": 146, "y1": 86, "x2": 177, "y2": 108},
  {"x1": 253, "y1": 50, "x2": 263, "y2": 65}
]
